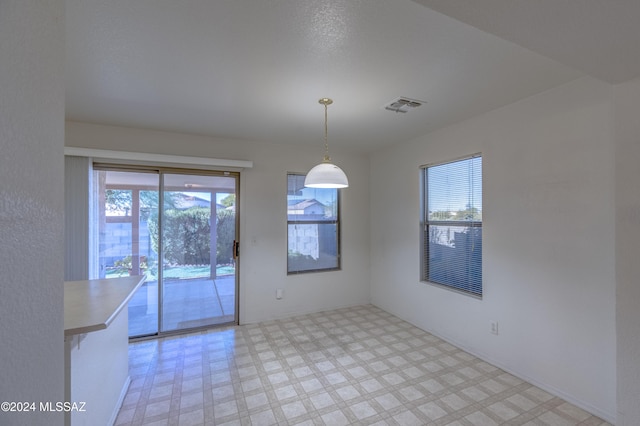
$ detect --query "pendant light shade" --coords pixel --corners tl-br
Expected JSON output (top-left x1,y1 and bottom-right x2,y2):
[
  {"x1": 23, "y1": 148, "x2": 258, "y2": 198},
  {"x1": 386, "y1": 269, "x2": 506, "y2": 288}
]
[
  {"x1": 304, "y1": 98, "x2": 349, "y2": 188},
  {"x1": 304, "y1": 162, "x2": 349, "y2": 188}
]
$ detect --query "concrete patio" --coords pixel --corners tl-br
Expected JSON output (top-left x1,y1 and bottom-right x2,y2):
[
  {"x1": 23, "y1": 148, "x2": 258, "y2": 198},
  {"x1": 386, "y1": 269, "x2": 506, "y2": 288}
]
[{"x1": 127, "y1": 275, "x2": 235, "y2": 337}]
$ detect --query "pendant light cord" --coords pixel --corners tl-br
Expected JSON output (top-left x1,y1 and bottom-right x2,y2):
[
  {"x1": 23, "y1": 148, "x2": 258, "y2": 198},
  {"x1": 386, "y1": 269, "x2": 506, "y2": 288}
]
[
  {"x1": 318, "y1": 97, "x2": 333, "y2": 163},
  {"x1": 323, "y1": 102, "x2": 330, "y2": 162}
]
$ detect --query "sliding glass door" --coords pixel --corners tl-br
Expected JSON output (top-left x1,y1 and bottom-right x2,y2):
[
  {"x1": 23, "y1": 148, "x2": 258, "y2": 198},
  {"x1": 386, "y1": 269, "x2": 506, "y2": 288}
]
[
  {"x1": 95, "y1": 169, "x2": 160, "y2": 336},
  {"x1": 160, "y1": 172, "x2": 237, "y2": 332},
  {"x1": 94, "y1": 167, "x2": 238, "y2": 338}
]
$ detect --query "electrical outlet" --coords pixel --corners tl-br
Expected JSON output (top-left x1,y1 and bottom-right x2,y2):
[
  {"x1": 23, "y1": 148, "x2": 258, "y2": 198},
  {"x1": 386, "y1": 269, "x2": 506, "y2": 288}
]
[
  {"x1": 490, "y1": 320, "x2": 499, "y2": 335},
  {"x1": 276, "y1": 288, "x2": 284, "y2": 299}
]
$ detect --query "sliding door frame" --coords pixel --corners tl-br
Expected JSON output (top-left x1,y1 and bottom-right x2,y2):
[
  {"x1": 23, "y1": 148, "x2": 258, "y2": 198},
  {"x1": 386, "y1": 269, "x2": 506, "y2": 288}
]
[{"x1": 93, "y1": 163, "x2": 241, "y2": 339}]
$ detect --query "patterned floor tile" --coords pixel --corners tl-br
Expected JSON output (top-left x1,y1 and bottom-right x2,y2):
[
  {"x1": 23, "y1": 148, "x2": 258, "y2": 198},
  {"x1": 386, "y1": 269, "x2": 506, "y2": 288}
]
[{"x1": 115, "y1": 305, "x2": 609, "y2": 425}]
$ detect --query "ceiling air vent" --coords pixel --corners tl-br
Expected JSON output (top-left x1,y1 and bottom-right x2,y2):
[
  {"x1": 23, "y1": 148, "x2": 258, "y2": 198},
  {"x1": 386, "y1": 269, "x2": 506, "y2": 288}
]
[{"x1": 383, "y1": 97, "x2": 425, "y2": 113}]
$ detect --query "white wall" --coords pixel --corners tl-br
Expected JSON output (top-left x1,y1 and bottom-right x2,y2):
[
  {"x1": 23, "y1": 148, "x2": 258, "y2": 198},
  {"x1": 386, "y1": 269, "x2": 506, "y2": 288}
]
[
  {"x1": 0, "y1": 1, "x2": 65, "y2": 425},
  {"x1": 614, "y1": 77, "x2": 640, "y2": 426},
  {"x1": 65, "y1": 122, "x2": 371, "y2": 324},
  {"x1": 68, "y1": 309, "x2": 129, "y2": 426},
  {"x1": 370, "y1": 77, "x2": 616, "y2": 422}
]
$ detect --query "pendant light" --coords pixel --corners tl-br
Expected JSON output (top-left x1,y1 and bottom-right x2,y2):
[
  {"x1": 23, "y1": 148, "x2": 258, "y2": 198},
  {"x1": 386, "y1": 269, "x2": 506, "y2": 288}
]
[{"x1": 304, "y1": 98, "x2": 349, "y2": 188}]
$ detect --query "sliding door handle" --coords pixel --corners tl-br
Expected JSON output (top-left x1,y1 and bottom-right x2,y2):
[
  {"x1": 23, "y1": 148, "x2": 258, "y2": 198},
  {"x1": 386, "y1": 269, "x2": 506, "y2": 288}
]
[{"x1": 233, "y1": 240, "x2": 239, "y2": 260}]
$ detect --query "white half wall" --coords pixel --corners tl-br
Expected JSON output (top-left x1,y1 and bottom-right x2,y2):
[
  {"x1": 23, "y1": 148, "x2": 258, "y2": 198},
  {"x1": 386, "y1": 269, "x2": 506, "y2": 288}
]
[
  {"x1": 67, "y1": 310, "x2": 129, "y2": 426},
  {"x1": 370, "y1": 77, "x2": 616, "y2": 422},
  {"x1": 0, "y1": 1, "x2": 65, "y2": 425},
  {"x1": 614, "y1": 76, "x2": 640, "y2": 426},
  {"x1": 65, "y1": 122, "x2": 371, "y2": 324}
]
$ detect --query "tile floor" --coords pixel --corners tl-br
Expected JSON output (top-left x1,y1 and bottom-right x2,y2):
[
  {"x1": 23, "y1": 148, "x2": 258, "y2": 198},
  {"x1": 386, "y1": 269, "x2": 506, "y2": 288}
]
[{"x1": 115, "y1": 305, "x2": 610, "y2": 426}]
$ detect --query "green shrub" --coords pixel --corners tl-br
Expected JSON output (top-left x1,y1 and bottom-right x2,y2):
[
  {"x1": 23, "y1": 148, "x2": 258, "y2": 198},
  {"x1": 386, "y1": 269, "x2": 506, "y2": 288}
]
[{"x1": 147, "y1": 207, "x2": 235, "y2": 265}]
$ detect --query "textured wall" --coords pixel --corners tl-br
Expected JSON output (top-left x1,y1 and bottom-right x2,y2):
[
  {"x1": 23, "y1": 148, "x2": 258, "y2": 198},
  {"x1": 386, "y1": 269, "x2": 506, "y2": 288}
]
[
  {"x1": 614, "y1": 77, "x2": 640, "y2": 426},
  {"x1": 0, "y1": 1, "x2": 65, "y2": 425}
]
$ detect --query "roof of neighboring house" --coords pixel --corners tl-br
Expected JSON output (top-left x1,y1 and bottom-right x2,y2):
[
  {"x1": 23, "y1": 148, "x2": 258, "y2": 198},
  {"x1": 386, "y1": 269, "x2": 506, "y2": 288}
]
[
  {"x1": 174, "y1": 193, "x2": 216, "y2": 209},
  {"x1": 287, "y1": 199, "x2": 325, "y2": 210}
]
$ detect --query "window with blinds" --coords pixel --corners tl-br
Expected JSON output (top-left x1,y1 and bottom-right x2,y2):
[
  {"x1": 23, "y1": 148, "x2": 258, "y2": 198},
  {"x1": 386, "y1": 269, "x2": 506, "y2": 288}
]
[{"x1": 420, "y1": 155, "x2": 482, "y2": 297}]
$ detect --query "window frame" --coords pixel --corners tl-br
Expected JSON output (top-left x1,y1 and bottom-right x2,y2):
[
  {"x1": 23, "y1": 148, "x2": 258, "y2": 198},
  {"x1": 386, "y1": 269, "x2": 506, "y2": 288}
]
[
  {"x1": 420, "y1": 154, "x2": 483, "y2": 297},
  {"x1": 287, "y1": 172, "x2": 342, "y2": 275}
]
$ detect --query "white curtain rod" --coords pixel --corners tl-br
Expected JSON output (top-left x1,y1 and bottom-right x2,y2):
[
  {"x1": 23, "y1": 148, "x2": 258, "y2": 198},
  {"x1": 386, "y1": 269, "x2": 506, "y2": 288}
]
[{"x1": 64, "y1": 147, "x2": 253, "y2": 169}]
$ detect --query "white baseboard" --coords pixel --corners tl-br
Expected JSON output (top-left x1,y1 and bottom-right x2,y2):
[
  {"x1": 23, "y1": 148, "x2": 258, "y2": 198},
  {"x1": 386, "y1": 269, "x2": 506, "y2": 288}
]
[{"x1": 108, "y1": 376, "x2": 131, "y2": 426}]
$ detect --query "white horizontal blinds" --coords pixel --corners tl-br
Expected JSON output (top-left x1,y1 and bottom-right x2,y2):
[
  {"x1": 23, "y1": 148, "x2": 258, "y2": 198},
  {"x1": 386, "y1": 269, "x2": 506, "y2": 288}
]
[{"x1": 422, "y1": 155, "x2": 482, "y2": 296}]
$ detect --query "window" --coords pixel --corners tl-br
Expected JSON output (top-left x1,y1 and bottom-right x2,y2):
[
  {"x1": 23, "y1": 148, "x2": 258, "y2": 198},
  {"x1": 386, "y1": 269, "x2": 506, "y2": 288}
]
[
  {"x1": 287, "y1": 173, "x2": 341, "y2": 274},
  {"x1": 421, "y1": 155, "x2": 482, "y2": 296}
]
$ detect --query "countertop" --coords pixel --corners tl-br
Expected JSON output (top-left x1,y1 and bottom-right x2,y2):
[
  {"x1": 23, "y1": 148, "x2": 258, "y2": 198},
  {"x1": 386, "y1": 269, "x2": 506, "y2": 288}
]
[{"x1": 64, "y1": 275, "x2": 145, "y2": 337}]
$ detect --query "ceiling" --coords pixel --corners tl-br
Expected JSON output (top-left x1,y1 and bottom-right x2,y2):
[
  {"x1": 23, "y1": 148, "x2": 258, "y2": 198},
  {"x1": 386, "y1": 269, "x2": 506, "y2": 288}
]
[
  {"x1": 65, "y1": 0, "x2": 640, "y2": 153},
  {"x1": 413, "y1": 0, "x2": 640, "y2": 85}
]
